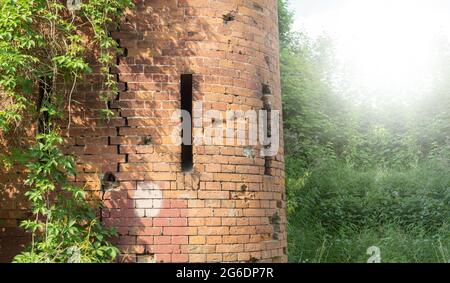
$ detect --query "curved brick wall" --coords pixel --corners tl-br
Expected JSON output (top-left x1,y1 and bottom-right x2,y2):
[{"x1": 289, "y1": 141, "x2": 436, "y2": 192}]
[{"x1": 0, "y1": 0, "x2": 286, "y2": 263}]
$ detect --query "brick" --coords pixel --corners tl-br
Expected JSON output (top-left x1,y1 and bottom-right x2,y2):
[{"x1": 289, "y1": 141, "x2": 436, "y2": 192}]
[
  {"x1": 172, "y1": 236, "x2": 188, "y2": 245},
  {"x1": 119, "y1": 245, "x2": 145, "y2": 254},
  {"x1": 170, "y1": 218, "x2": 188, "y2": 226},
  {"x1": 221, "y1": 218, "x2": 237, "y2": 226},
  {"x1": 198, "y1": 191, "x2": 230, "y2": 200},
  {"x1": 229, "y1": 226, "x2": 256, "y2": 235},
  {"x1": 216, "y1": 244, "x2": 244, "y2": 253},
  {"x1": 204, "y1": 199, "x2": 221, "y2": 207},
  {"x1": 238, "y1": 252, "x2": 251, "y2": 261},
  {"x1": 204, "y1": 218, "x2": 221, "y2": 226},
  {"x1": 129, "y1": 227, "x2": 162, "y2": 236},
  {"x1": 129, "y1": 190, "x2": 161, "y2": 199},
  {"x1": 245, "y1": 243, "x2": 263, "y2": 252},
  {"x1": 206, "y1": 236, "x2": 222, "y2": 244},
  {"x1": 189, "y1": 236, "x2": 206, "y2": 245},
  {"x1": 136, "y1": 236, "x2": 153, "y2": 245},
  {"x1": 135, "y1": 199, "x2": 154, "y2": 208},
  {"x1": 155, "y1": 254, "x2": 172, "y2": 263},
  {"x1": 188, "y1": 245, "x2": 216, "y2": 254},
  {"x1": 170, "y1": 199, "x2": 187, "y2": 208},
  {"x1": 149, "y1": 244, "x2": 181, "y2": 254},
  {"x1": 207, "y1": 253, "x2": 223, "y2": 262},
  {"x1": 172, "y1": 254, "x2": 189, "y2": 263},
  {"x1": 163, "y1": 227, "x2": 189, "y2": 236},
  {"x1": 189, "y1": 254, "x2": 206, "y2": 263},
  {"x1": 152, "y1": 218, "x2": 169, "y2": 226},
  {"x1": 198, "y1": 226, "x2": 229, "y2": 236},
  {"x1": 188, "y1": 218, "x2": 205, "y2": 226},
  {"x1": 188, "y1": 199, "x2": 204, "y2": 208},
  {"x1": 223, "y1": 253, "x2": 238, "y2": 262},
  {"x1": 154, "y1": 236, "x2": 171, "y2": 245},
  {"x1": 186, "y1": 208, "x2": 213, "y2": 217}
]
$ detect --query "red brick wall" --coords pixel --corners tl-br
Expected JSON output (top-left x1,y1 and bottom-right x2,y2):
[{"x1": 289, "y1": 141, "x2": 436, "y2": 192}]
[
  {"x1": 0, "y1": 0, "x2": 286, "y2": 263},
  {"x1": 0, "y1": 118, "x2": 35, "y2": 262}
]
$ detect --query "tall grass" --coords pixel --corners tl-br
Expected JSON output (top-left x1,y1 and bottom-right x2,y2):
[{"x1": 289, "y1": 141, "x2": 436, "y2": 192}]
[{"x1": 287, "y1": 159, "x2": 450, "y2": 263}]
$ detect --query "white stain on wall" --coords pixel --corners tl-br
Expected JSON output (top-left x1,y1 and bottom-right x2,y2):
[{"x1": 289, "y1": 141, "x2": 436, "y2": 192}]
[{"x1": 135, "y1": 182, "x2": 163, "y2": 217}]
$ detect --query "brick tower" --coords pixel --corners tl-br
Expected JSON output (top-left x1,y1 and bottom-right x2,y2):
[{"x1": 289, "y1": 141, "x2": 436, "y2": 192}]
[{"x1": 0, "y1": 0, "x2": 286, "y2": 263}]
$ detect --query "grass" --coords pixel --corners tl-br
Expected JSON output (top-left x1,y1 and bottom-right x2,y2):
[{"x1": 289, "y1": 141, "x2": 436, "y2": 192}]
[{"x1": 286, "y1": 159, "x2": 450, "y2": 263}]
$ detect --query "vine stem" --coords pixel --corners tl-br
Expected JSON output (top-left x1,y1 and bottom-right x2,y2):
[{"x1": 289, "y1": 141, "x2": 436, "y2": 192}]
[{"x1": 67, "y1": 74, "x2": 77, "y2": 131}]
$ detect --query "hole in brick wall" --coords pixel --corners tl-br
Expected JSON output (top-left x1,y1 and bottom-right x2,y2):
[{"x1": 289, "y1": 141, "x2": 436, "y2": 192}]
[
  {"x1": 118, "y1": 47, "x2": 128, "y2": 58},
  {"x1": 261, "y1": 93, "x2": 273, "y2": 176},
  {"x1": 262, "y1": 106, "x2": 273, "y2": 176},
  {"x1": 264, "y1": 55, "x2": 272, "y2": 71},
  {"x1": 270, "y1": 212, "x2": 281, "y2": 240},
  {"x1": 262, "y1": 83, "x2": 272, "y2": 95},
  {"x1": 101, "y1": 172, "x2": 118, "y2": 192},
  {"x1": 241, "y1": 184, "x2": 248, "y2": 192},
  {"x1": 142, "y1": 135, "x2": 152, "y2": 145},
  {"x1": 276, "y1": 200, "x2": 283, "y2": 208},
  {"x1": 223, "y1": 10, "x2": 237, "y2": 24},
  {"x1": 115, "y1": 37, "x2": 127, "y2": 65},
  {"x1": 264, "y1": 155, "x2": 272, "y2": 176},
  {"x1": 181, "y1": 74, "x2": 193, "y2": 172}
]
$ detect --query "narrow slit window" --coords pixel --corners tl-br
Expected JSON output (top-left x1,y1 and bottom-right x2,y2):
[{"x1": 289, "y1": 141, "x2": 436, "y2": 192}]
[
  {"x1": 264, "y1": 107, "x2": 272, "y2": 176},
  {"x1": 181, "y1": 74, "x2": 193, "y2": 172},
  {"x1": 262, "y1": 96, "x2": 273, "y2": 176}
]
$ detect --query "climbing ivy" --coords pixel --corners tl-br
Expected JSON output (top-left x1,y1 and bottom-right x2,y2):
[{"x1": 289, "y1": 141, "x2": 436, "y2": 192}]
[{"x1": 0, "y1": 0, "x2": 133, "y2": 262}]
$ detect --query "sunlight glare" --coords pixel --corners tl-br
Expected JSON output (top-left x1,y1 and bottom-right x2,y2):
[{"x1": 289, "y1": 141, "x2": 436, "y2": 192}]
[{"x1": 300, "y1": 0, "x2": 450, "y2": 101}]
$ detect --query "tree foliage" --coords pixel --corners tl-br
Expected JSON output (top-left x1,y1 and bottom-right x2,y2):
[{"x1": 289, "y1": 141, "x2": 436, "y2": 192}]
[
  {"x1": 279, "y1": 0, "x2": 450, "y2": 262},
  {"x1": 278, "y1": 1, "x2": 450, "y2": 171}
]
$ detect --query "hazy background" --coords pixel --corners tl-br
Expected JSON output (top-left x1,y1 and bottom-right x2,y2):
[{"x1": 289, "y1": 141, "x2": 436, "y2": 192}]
[{"x1": 288, "y1": 0, "x2": 450, "y2": 102}]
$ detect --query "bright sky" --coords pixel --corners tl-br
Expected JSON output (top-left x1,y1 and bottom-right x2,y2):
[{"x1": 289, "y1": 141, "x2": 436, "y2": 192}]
[{"x1": 290, "y1": 0, "x2": 450, "y2": 102}]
